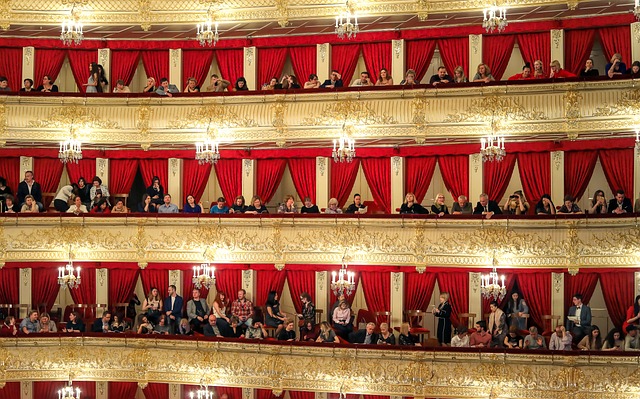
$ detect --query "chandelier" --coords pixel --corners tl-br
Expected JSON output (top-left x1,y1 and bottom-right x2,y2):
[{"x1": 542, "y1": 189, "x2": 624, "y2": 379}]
[
  {"x1": 59, "y1": 138, "x2": 83, "y2": 164},
  {"x1": 189, "y1": 386, "x2": 214, "y2": 399},
  {"x1": 482, "y1": 6, "x2": 508, "y2": 33},
  {"x1": 481, "y1": 267, "x2": 506, "y2": 301},
  {"x1": 58, "y1": 385, "x2": 81, "y2": 399},
  {"x1": 196, "y1": 21, "x2": 219, "y2": 47},
  {"x1": 60, "y1": 16, "x2": 84, "y2": 46},
  {"x1": 331, "y1": 261, "x2": 355, "y2": 297},
  {"x1": 195, "y1": 139, "x2": 220, "y2": 165},
  {"x1": 332, "y1": 136, "x2": 355, "y2": 163},
  {"x1": 58, "y1": 262, "x2": 81, "y2": 290},
  {"x1": 192, "y1": 263, "x2": 216, "y2": 290},
  {"x1": 480, "y1": 135, "x2": 505, "y2": 162},
  {"x1": 335, "y1": 0, "x2": 359, "y2": 39}
]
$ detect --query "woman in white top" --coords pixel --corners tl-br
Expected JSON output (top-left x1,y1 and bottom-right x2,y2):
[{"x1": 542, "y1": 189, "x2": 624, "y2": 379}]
[{"x1": 212, "y1": 292, "x2": 230, "y2": 322}]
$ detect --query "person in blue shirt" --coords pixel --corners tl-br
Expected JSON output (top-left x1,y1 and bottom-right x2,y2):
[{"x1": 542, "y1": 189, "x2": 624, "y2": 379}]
[
  {"x1": 210, "y1": 197, "x2": 229, "y2": 214},
  {"x1": 183, "y1": 194, "x2": 203, "y2": 213}
]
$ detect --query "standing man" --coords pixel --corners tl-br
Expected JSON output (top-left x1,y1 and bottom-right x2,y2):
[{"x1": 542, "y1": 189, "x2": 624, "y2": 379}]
[
  {"x1": 164, "y1": 285, "x2": 183, "y2": 334},
  {"x1": 17, "y1": 171, "x2": 43, "y2": 211},
  {"x1": 231, "y1": 289, "x2": 254, "y2": 329},
  {"x1": 187, "y1": 288, "x2": 209, "y2": 333},
  {"x1": 566, "y1": 293, "x2": 592, "y2": 344}
]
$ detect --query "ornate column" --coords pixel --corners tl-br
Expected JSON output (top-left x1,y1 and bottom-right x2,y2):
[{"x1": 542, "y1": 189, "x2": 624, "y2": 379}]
[
  {"x1": 169, "y1": 49, "x2": 182, "y2": 91},
  {"x1": 169, "y1": 383, "x2": 181, "y2": 399},
  {"x1": 550, "y1": 151, "x2": 564, "y2": 206},
  {"x1": 316, "y1": 157, "x2": 329, "y2": 210},
  {"x1": 390, "y1": 156, "x2": 404, "y2": 213},
  {"x1": 98, "y1": 49, "x2": 111, "y2": 85},
  {"x1": 316, "y1": 271, "x2": 328, "y2": 324},
  {"x1": 96, "y1": 268, "x2": 109, "y2": 313},
  {"x1": 391, "y1": 39, "x2": 405, "y2": 84},
  {"x1": 242, "y1": 388, "x2": 254, "y2": 399},
  {"x1": 316, "y1": 44, "x2": 330, "y2": 83},
  {"x1": 468, "y1": 272, "x2": 481, "y2": 327},
  {"x1": 19, "y1": 268, "x2": 31, "y2": 318},
  {"x1": 634, "y1": 142, "x2": 640, "y2": 206},
  {"x1": 20, "y1": 156, "x2": 32, "y2": 175},
  {"x1": 551, "y1": 30, "x2": 564, "y2": 66},
  {"x1": 468, "y1": 34, "x2": 482, "y2": 76},
  {"x1": 96, "y1": 158, "x2": 109, "y2": 187},
  {"x1": 242, "y1": 270, "x2": 256, "y2": 303},
  {"x1": 632, "y1": 23, "x2": 640, "y2": 64},
  {"x1": 635, "y1": 272, "x2": 640, "y2": 298},
  {"x1": 20, "y1": 381, "x2": 32, "y2": 399},
  {"x1": 244, "y1": 47, "x2": 257, "y2": 90},
  {"x1": 551, "y1": 272, "x2": 565, "y2": 323},
  {"x1": 242, "y1": 159, "x2": 256, "y2": 201},
  {"x1": 169, "y1": 270, "x2": 182, "y2": 296},
  {"x1": 22, "y1": 47, "x2": 34, "y2": 83},
  {"x1": 96, "y1": 381, "x2": 108, "y2": 399},
  {"x1": 390, "y1": 272, "x2": 403, "y2": 328},
  {"x1": 168, "y1": 158, "x2": 182, "y2": 206},
  {"x1": 315, "y1": 393, "x2": 327, "y2": 399},
  {"x1": 469, "y1": 153, "x2": 482, "y2": 204}
]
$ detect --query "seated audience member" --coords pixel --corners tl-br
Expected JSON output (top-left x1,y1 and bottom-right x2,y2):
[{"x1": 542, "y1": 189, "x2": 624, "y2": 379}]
[
  {"x1": 430, "y1": 66, "x2": 452, "y2": 86},
  {"x1": 608, "y1": 189, "x2": 633, "y2": 214},
  {"x1": 277, "y1": 320, "x2": 297, "y2": 341},
  {"x1": 262, "y1": 77, "x2": 279, "y2": 90},
  {"x1": 65, "y1": 196, "x2": 87, "y2": 214},
  {"x1": 400, "y1": 69, "x2": 417, "y2": 85},
  {"x1": 224, "y1": 316, "x2": 244, "y2": 338},
  {"x1": 523, "y1": 326, "x2": 546, "y2": 349},
  {"x1": 153, "y1": 314, "x2": 171, "y2": 334},
  {"x1": 183, "y1": 194, "x2": 203, "y2": 213},
  {"x1": 0, "y1": 76, "x2": 10, "y2": 91},
  {"x1": 113, "y1": 79, "x2": 131, "y2": 93},
  {"x1": 503, "y1": 190, "x2": 529, "y2": 215},
  {"x1": 533, "y1": 60, "x2": 547, "y2": 79},
  {"x1": 473, "y1": 193, "x2": 502, "y2": 216},
  {"x1": 265, "y1": 291, "x2": 288, "y2": 336},
  {"x1": 566, "y1": 293, "x2": 591, "y2": 344},
  {"x1": 146, "y1": 176, "x2": 164, "y2": 206},
  {"x1": 231, "y1": 289, "x2": 254, "y2": 328},
  {"x1": 38, "y1": 313, "x2": 57, "y2": 333},
  {"x1": 549, "y1": 325, "x2": 572, "y2": 350},
  {"x1": 205, "y1": 74, "x2": 230, "y2": 92},
  {"x1": 505, "y1": 291, "x2": 529, "y2": 330},
  {"x1": 535, "y1": 194, "x2": 556, "y2": 215},
  {"x1": 155, "y1": 77, "x2": 179, "y2": 96},
  {"x1": 142, "y1": 77, "x2": 156, "y2": 93},
  {"x1": 277, "y1": 194, "x2": 298, "y2": 214},
  {"x1": 623, "y1": 295, "x2": 640, "y2": 334},
  {"x1": 137, "y1": 315, "x2": 154, "y2": 334},
  {"x1": 229, "y1": 195, "x2": 248, "y2": 214},
  {"x1": 400, "y1": 192, "x2": 428, "y2": 214},
  {"x1": 377, "y1": 323, "x2": 396, "y2": 345},
  {"x1": 472, "y1": 63, "x2": 495, "y2": 83},
  {"x1": 376, "y1": 68, "x2": 394, "y2": 86},
  {"x1": 578, "y1": 325, "x2": 602, "y2": 350},
  {"x1": 1, "y1": 316, "x2": 18, "y2": 336},
  {"x1": 301, "y1": 321, "x2": 318, "y2": 342},
  {"x1": 17, "y1": 170, "x2": 43, "y2": 211},
  {"x1": 91, "y1": 188, "x2": 106, "y2": 209},
  {"x1": 580, "y1": 59, "x2": 599, "y2": 77},
  {"x1": 245, "y1": 319, "x2": 267, "y2": 339},
  {"x1": 351, "y1": 322, "x2": 379, "y2": 344},
  {"x1": 589, "y1": 190, "x2": 607, "y2": 214},
  {"x1": 398, "y1": 322, "x2": 420, "y2": 346},
  {"x1": 281, "y1": 74, "x2": 301, "y2": 89},
  {"x1": 503, "y1": 325, "x2": 524, "y2": 349},
  {"x1": 142, "y1": 287, "x2": 162, "y2": 324},
  {"x1": 2, "y1": 194, "x2": 18, "y2": 213},
  {"x1": 246, "y1": 195, "x2": 268, "y2": 214},
  {"x1": 452, "y1": 66, "x2": 468, "y2": 83},
  {"x1": 63, "y1": 312, "x2": 85, "y2": 332},
  {"x1": 625, "y1": 325, "x2": 640, "y2": 351},
  {"x1": 606, "y1": 53, "x2": 627, "y2": 78},
  {"x1": 137, "y1": 193, "x2": 157, "y2": 213},
  {"x1": 157, "y1": 194, "x2": 178, "y2": 213},
  {"x1": 21, "y1": 78, "x2": 35, "y2": 92},
  {"x1": 91, "y1": 311, "x2": 112, "y2": 333},
  {"x1": 297, "y1": 293, "x2": 315, "y2": 328},
  {"x1": 177, "y1": 318, "x2": 192, "y2": 335},
  {"x1": 325, "y1": 197, "x2": 343, "y2": 214},
  {"x1": 321, "y1": 70, "x2": 343, "y2": 88},
  {"x1": 431, "y1": 193, "x2": 449, "y2": 216},
  {"x1": 557, "y1": 195, "x2": 583, "y2": 214},
  {"x1": 316, "y1": 321, "x2": 340, "y2": 343},
  {"x1": 111, "y1": 199, "x2": 129, "y2": 213},
  {"x1": 300, "y1": 197, "x2": 320, "y2": 213},
  {"x1": 508, "y1": 63, "x2": 533, "y2": 80},
  {"x1": 0, "y1": 176, "x2": 11, "y2": 197},
  {"x1": 211, "y1": 291, "x2": 230, "y2": 334},
  {"x1": 203, "y1": 315, "x2": 223, "y2": 337},
  {"x1": 549, "y1": 60, "x2": 576, "y2": 78},
  {"x1": 90, "y1": 198, "x2": 111, "y2": 214},
  {"x1": 304, "y1": 74, "x2": 321, "y2": 89},
  {"x1": 54, "y1": 184, "x2": 79, "y2": 212},
  {"x1": 109, "y1": 315, "x2": 126, "y2": 332},
  {"x1": 184, "y1": 77, "x2": 200, "y2": 93},
  {"x1": 488, "y1": 300, "x2": 506, "y2": 348},
  {"x1": 628, "y1": 61, "x2": 640, "y2": 78},
  {"x1": 451, "y1": 195, "x2": 473, "y2": 215},
  {"x1": 351, "y1": 71, "x2": 374, "y2": 87},
  {"x1": 469, "y1": 321, "x2": 491, "y2": 348},
  {"x1": 234, "y1": 77, "x2": 249, "y2": 91},
  {"x1": 90, "y1": 176, "x2": 110, "y2": 205},
  {"x1": 210, "y1": 197, "x2": 230, "y2": 214},
  {"x1": 187, "y1": 288, "x2": 209, "y2": 333},
  {"x1": 37, "y1": 75, "x2": 59, "y2": 92},
  {"x1": 332, "y1": 300, "x2": 352, "y2": 340},
  {"x1": 451, "y1": 325, "x2": 470, "y2": 347},
  {"x1": 345, "y1": 193, "x2": 367, "y2": 214},
  {"x1": 76, "y1": 177, "x2": 90, "y2": 207},
  {"x1": 603, "y1": 328, "x2": 624, "y2": 351}
]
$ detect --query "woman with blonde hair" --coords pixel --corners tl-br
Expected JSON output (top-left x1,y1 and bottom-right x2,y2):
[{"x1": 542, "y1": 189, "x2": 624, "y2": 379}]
[
  {"x1": 606, "y1": 53, "x2": 627, "y2": 78},
  {"x1": 533, "y1": 60, "x2": 546, "y2": 79},
  {"x1": 472, "y1": 63, "x2": 495, "y2": 83},
  {"x1": 431, "y1": 193, "x2": 449, "y2": 216},
  {"x1": 143, "y1": 77, "x2": 156, "y2": 93},
  {"x1": 316, "y1": 321, "x2": 340, "y2": 343},
  {"x1": 453, "y1": 66, "x2": 468, "y2": 83},
  {"x1": 398, "y1": 322, "x2": 420, "y2": 346},
  {"x1": 325, "y1": 197, "x2": 343, "y2": 214},
  {"x1": 142, "y1": 287, "x2": 162, "y2": 324},
  {"x1": 400, "y1": 69, "x2": 417, "y2": 85},
  {"x1": 400, "y1": 192, "x2": 428, "y2": 214},
  {"x1": 432, "y1": 292, "x2": 452, "y2": 346}
]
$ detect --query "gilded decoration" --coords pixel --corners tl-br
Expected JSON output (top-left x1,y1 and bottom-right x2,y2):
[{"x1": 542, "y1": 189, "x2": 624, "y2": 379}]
[
  {"x1": 27, "y1": 104, "x2": 120, "y2": 130},
  {"x1": 593, "y1": 88, "x2": 640, "y2": 118},
  {"x1": 564, "y1": 88, "x2": 582, "y2": 131},
  {"x1": 551, "y1": 29, "x2": 562, "y2": 49},
  {"x1": 303, "y1": 97, "x2": 397, "y2": 126},
  {"x1": 443, "y1": 95, "x2": 547, "y2": 124},
  {"x1": 170, "y1": 102, "x2": 257, "y2": 130}
]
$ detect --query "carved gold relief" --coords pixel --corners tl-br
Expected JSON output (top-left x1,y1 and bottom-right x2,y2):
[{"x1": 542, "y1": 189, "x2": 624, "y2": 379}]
[
  {"x1": 170, "y1": 102, "x2": 257, "y2": 130},
  {"x1": 28, "y1": 104, "x2": 120, "y2": 130},
  {"x1": 444, "y1": 95, "x2": 547, "y2": 123},
  {"x1": 594, "y1": 88, "x2": 640, "y2": 117},
  {"x1": 303, "y1": 97, "x2": 397, "y2": 126}
]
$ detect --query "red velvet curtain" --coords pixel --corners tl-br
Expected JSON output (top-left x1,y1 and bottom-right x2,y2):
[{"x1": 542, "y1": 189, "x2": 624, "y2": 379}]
[
  {"x1": 31, "y1": 267, "x2": 61, "y2": 312},
  {"x1": 599, "y1": 271, "x2": 635, "y2": 330},
  {"x1": 482, "y1": 35, "x2": 516, "y2": 81},
  {"x1": 330, "y1": 159, "x2": 361, "y2": 208},
  {"x1": 564, "y1": 29, "x2": 596, "y2": 75},
  {"x1": 33, "y1": 157, "x2": 64, "y2": 207},
  {"x1": 139, "y1": 159, "x2": 168, "y2": 190},
  {"x1": 360, "y1": 271, "x2": 391, "y2": 324},
  {"x1": 436, "y1": 271, "x2": 468, "y2": 327},
  {"x1": 0, "y1": 48, "x2": 23, "y2": 91},
  {"x1": 290, "y1": 391, "x2": 315, "y2": 399},
  {"x1": 214, "y1": 159, "x2": 242, "y2": 204},
  {"x1": 331, "y1": 44, "x2": 361, "y2": 86},
  {"x1": 68, "y1": 50, "x2": 98, "y2": 92},
  {"x1": 34, "y1": 381, "x2": 95, "y2": 399},
  {"x1": 141, "y1": 50, "x2": 170, "y2": 81},
  {"x1": 108, "y1": 267, "x2": 140, "y2": 307},
  {"x1": 256, "y1": 159, "x2": 287, "y2": 204},
  {"x1": 182, "y1": 159, "x2": 213, "y2": 203},
  {"x1": 255, "y1": 269, "x2": 287, "y2": 305},
  {"x1": 215, "y1": 268, "x2": 242, "y2": 300},
  {"x1": 564, "y1": 271, "x2": 599, "y2": 315},
  {"x1": 215, "y1": 49, "x2": 244, "y2": 88},
  {"x1": 406, "y1": 156, "x2": 437, "y2": 204},
  {"x1": 362, "y1": 42, "x2": 391, "y2": 82},
  {"x1": 110, "y1": 50, "x2": 140, "y2": 86},
  {"x1": 182, "y1": 49, "x2": 215, "y2": 90},
  {"x1": 286, "y1": 269, "x2": 316, "y2": 313},
  {"x1": 258, "y1": 48, "x2": 288, "y2": 87},
  {"x1": 140, "y1": 268, "x2": 169, "y2": 297},
  {"x1": 406, "y1": 39, "x2": 437, "y2": 82},
  {"x1": 215, "y1": 386, "x2": 243, "y2": 399},
  {"x1": 288, "y1": 158, "x2": 316, "y2": 203},
  {"x1": 483, "y1": 153, "x2": 517, "y2": 204},
  {"x1": 517, "y1": 152, "x2": 550, "y2": 213},
  {"x1": 109, "y1": 159, "x2": 139, "y2": 195},
  {"x1": 404, "y1": 271, "x2": 436, "y2": 311},
  {"x1": 361, "y1": 158, "x2": 391, "y2": 214},
  {"x1": 437, "y1": 37, "x2": 469, "y2": 77},
  {"x1": 516, "y1": 272, "x2": 551, "y2": 330},
  {"x1": 66, "y1": 160, "x2": 96, "y2": 185},
  {"x1": 257, "y1": 389, "x2": 283, "y2": 399},
  {"x1": 599, "y1": 149, "x2": 634, "y2": 197},
  {"x1": 564, "y1": 150, "x2": 598, "y2": 201},
  {"x1": 34, "y1": 48, "x2": 67, "y2": 84},
  {"x1": 517, "y1": 33, "x2": 550, "y2": 73},
  {"x1": 69, "y1": 266, "x2": 96, "y2": 305},
  {"x1": 598, "y1": 26, "x2": 631, "y2": 66},
  {"x1": 290, "y1": 46, "x2": 316, "y2": 82},
  {"x1": 0, "y1": 268, "x2": 19, "y2": 304},
  {"x1": 0, "y1": 157, "x2": 20, "y2": 195},
  {"x1": 438, "y1": 155, "x2": 468, "y2": 201},
  {"x1": 143, "y1": 383, "x2": 169, "y2": 399},
  {"x1": 0, "y1": 382, "x2": 20, "y2": 399},
  {"x1": 108, "y1": 382, "x2": 138, "y2": 399}
]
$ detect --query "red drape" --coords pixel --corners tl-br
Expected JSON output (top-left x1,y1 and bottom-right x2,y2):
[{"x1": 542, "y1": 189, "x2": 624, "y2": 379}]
[
  {"x1": 438, "y1": 155, "x2": 468, "y2": 201},
  {"x1": 182, "y1": 159, "x2": 213, "y2": 203},
  {"x1": 437, "y1": 37, "x2": 469, "y2": 77},
  {"x1": 517, "y1": 152, "x2": 550, "y2": 213},
  {"x1": 31, "y1": 267, "x2": 61, "y2": 312},
  {"x1": 255, "y1": 269, "x2": 287, "y2": 305},
  {"x1": 214, "y1": 159, "x2": 242, "y2": 204},
  {"x1": 143, "y1": 383, "x2": 169, "y2": 399},
  {"x1": 215, "y1": 386, "x2": 243, "y2": 399},
  {"x1": 109, "y1": 159, "x2": 139, "y2": 195},
  {"x1": 110, "y1": 50, "x2": 140, "y2": 86},
  {"x1": 0, "y1": 268, "x2": 19, "y2": 304},
  {"x1": 483, "y1": 153, "x2": 517, "y2": 204},
  {"x1": 34, "y1": 48, "x2": 67, "y2": 83},
  {"x1": 287, "y1": 158, "x2": 316, "y2": 203},
  {"x1": 140, "y1": 268, "x2": 169, "y2": 297},
  {"x1": 598, "y1": 149, "x2": 634, "y2": 198},
  {"x1": 404, "y1": 272, "x2": 436, "y2": 311},
  {"x1": 258, "y1": 48, "x2": 288, "y2": 87},
  {"x1": 564, "y1": 29, "x2": 596, "y2": 75},
  {"x1": 406, "y1": 39, "x2": 437, "y2": 82},
  {"x1": 286, "y1": 270, "x2": 316, "y2": 313},
  {"x1": 255, "y1": 159, "x2": 287, "y2": 204},
  {"x1": 289, "y1": 46, "x2": 316, "y2": 82},
  {"x1": 108, "y1": 267, "x2": 140, "y2": 307},
  {"x1": 436, "y1": 271, "x2": 468, "y2": 327},
  {"x1": 330, "y1": 159, "x2": 361, "y2": 208},
  {"x1": 139, "y1": 159, "x2": 168, "y2": 191},
  {"x1": 108, "y1": 382, "x2": 138, "y2": 399},
  {"x1": 482, "y1": 35, "x2": 516, "y2": 81},
  {"x1": 182, "y1": 49, "x2": 215, "y2": 90},
  {"x1": 34, "y1": 381, "x2": 95, "y2": 399},
  {"x1": 517, "y1": 32, "x2": 550, "y2": 73},
  {"x1": 66, "y1": 160, "x2": 96, "y2": 185},
  {"x1": 214, "y1": 268, "x2": 242, "y2": 300},
  {"x1": 598, "y1": 26, "x2": 631, "y2": 66},
  {"x1": 67, "y1": 50, "x2": 98, "y2": 92},
  {"x1": 69, "y1": 266, "x2": 96, "y2": 305},
  {"x1": 362, "y1": 42, "x2": 391, "y2": 82},
  {"x1": 257, "y1": 389, "x2": 283, "y2": 399},
  {"x1": 406, "y1": 156, "x2": 437, "y2": 204},
  {"x1": 0, "y1": 48, "x2": 23, "y2": 91},
  {"x1": 0, "y1": 382, "x2": 20, "y2": 399},
  {"x1": 599, "y1": 271, "x2": 635, "y2": 330},
  {"x1": 516, "y1": 272, "x2": 551, "y2": 330},
  {"x1": 215, "y1": 49, "x2": 244, "y2": 87},
  {"x1": 331, "y1": 44, "x2": 361, "y2": 87},
  {"x1": 0, "y1": 157, "x2": 20, "y2": 197},
  {"x1": 564, "y1": 271, "x2": 599, "y2": 315},
  {"x1": 141, "y1": 50, "x2": 170, "y2": 81},
  {"x1": 564, "y1": 150, "x2": 598, "y2": 201},
  {"x1": 289, "y1": 391, "x2": 315, "y2": 399},
  {"x1": 361, "y1": 158, "x2": 391, "y2": 214},
  {"x1": 33, "y1": 157, "x2": 64, "y2": 207}
]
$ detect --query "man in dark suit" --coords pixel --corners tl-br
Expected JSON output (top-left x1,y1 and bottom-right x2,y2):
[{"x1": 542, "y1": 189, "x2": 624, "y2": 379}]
[
  {"x1": 350, "y1": 322, "x2": 379, "y2": 344},
  {"x1": 163, "y1": 284, "x2": 183, "y2": 334},
  {"x1": 566, "y1": 293, "x2": 592, "y2": 344},
  {"x1": 473, "y1": 193, "x2": 503, "y2": 216},
  {"x1": 608, "y1": 189, "x2": 633, "y2": 214},
  {"x1": 91, "y1": 311, "x2": 112, "y2": 333},
  {"x1": 320, "y1": 70, "x2": 343, "y2": 88},
  {"x1": 16, "y1": 170, "x2": 44, "y2": 211}
]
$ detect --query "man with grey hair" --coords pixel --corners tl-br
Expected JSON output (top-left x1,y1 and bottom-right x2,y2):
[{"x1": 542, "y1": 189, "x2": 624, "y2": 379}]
[
  {"x1": 473, "y1": 193, "x2": 502, "y2": 216},
  {"x1": 452, "y1": 195, "x2": 473, "y2": 214},
  {"x1": 350, "y1": 322, "x2": 379, "y2": 344}
]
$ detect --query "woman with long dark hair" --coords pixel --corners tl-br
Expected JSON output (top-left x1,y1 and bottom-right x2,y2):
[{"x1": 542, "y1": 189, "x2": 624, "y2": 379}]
[
  {"x1": 602, "y1": 327, "x2": 624, "y2": 351},
  {"x1": 84, "y1": 62, "x2": 101, "y2": 93},
  {"x1": 265, "y1": 290, "x2": 287, "y2": 336},
  {"x1": 623, "y1": 295, "x2": 640, "y2": 334},
  {"x1": 578, "y1": 325, "x2": 602, "y2": 350},
  {"x1": 504, "y1": 291, "x2": 529, "y2": 330},
  {"x1": 535, "y1": 194, "x2": 556, "y2": 215}
]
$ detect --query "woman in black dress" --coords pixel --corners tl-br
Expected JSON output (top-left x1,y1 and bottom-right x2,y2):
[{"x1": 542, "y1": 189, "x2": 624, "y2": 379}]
[{"x1": 432, "y1": 292, "x2": 452, "y2": 346}]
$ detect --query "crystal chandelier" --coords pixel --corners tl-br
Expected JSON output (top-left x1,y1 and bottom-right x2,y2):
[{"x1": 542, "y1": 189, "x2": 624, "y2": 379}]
[
  {"x1": 196, "y1": 21, "x2": 219, "y2": 47},
  {"x1": 331, "y1": 261, "x2": 355, "y2": 297},
  {"x1": 481, "y1": 268, "x2": 506, "y2": 301},
  {"x1": 335, "y1": 0, "x2": 359, "y2": 39},
  {"x1": 60, "y1": 20, "x2": 84, "y2": 46},
  {"x1": 192, "y1": 263, "x2": 216, "y2": 290},
  {"x1": 59, "y1": 138, "x2": 83, "y2": 164},
  {"x1": 58, "y1": 262, "x2": 81, "y2": 290},
  {"x1": 189, "y1": 386, "x2": 214, "y2": 399},
  {"x1": 480, "y1": 135, "x2": 505, "y2": 162},
  {"x1": 482, "y1": 6, "x2": 508, "y2": 33},
  {"x1": 58, "y1": 385, "x2": 81, "y2": 399},
  {"x1": 195, "y1": 139, "x2": 220, "y2": 165},
  {"x1": 332, "y1": 137, "x2": 355, "y2": 163}
]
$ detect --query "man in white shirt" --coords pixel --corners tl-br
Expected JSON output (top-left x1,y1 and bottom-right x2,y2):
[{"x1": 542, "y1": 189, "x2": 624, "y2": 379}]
[
  {"x1": 157, "y1": 194, "x2": 178, "y2": 213},
  {"x1": 451, "y1": 325, "x2": 470, "y2": 347},
  {"x1": 549, "y1": 325, "x2": 572, "y2": 350},
  {"x1": 350, "y1": 71, "x2": 373, "y2": 87},
  {"x1": 566, "y1": 293, "x2": 592, "y2": 344}
]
